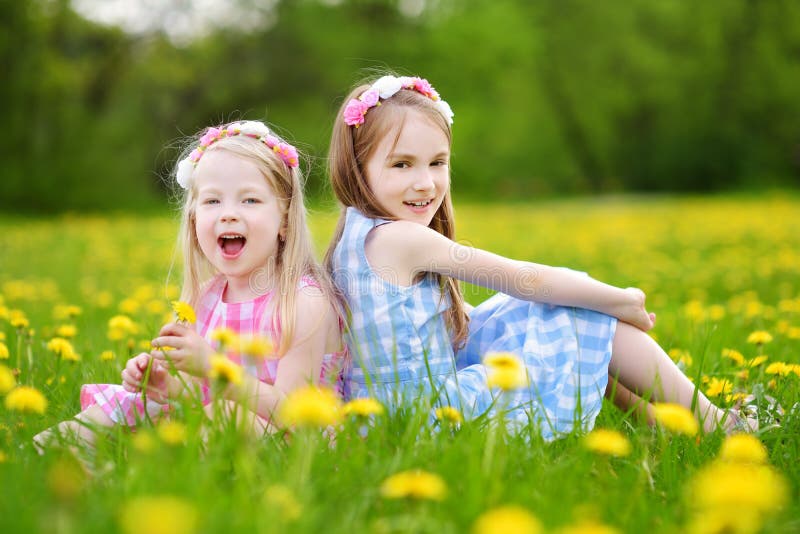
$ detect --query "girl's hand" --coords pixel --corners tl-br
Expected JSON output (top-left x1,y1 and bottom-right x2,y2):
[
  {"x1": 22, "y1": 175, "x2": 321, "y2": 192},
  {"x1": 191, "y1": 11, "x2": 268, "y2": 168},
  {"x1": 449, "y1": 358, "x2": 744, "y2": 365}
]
[
  {"x1": 616, "y1": 288, "x2": 656, "y2": 332},
  {"x1": 121, "y1": 353, "x2": 171, "y2": 403},
  {"x1": 150, "y1": 322, "x2": 214, "y2": 377}
]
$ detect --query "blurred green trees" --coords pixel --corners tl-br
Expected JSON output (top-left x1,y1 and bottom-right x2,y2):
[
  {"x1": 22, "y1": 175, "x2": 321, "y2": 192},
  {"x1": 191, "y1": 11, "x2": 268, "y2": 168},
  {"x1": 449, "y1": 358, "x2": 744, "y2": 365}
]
[{"x1": 2, "y1": 0, "x2": 799, "y2": 212}]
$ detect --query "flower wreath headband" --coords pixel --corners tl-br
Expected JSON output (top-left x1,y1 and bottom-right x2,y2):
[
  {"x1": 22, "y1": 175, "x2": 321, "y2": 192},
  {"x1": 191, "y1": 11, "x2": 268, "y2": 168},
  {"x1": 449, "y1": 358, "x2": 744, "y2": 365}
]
[
  {"x1": 343, "y1": 75, "x2": 454, "y2": 127},
  {"x1": 175, "y1": 121, "x2": 299, "y2": 190}
]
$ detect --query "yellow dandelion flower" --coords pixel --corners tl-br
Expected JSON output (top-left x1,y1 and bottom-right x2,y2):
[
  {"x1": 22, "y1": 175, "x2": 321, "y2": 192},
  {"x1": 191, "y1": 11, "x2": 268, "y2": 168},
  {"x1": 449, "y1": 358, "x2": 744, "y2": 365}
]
[
  {"x1": 746, "y1": 331, "x2": 772, "y2": 345},
  {"x1": 100, "y1": 350, "x2": 115, "y2": 361},
  {"x1": 686, "y1": 508, "x2": 762, "y2": 534},
  {"x1": 435, "y1": 406, "x2": 464, "y2": 424},
  {"x1": 583, "y1": 429, "x2": 631, "y2": 457},
  {"x1": 55, "y1": 324, "x2": 77, "y2": 338},
  {"x1": 118, "y1": 298, "x2": 141, "y2": 315},
  {"x1": 653, "y1": 403, "x2": 698, "y2": 436},
  {"x1": 343, "y1": 397, "x2": 385, "y2": 417},
  {"x1": 171, "y1": 301, "x2": 196, "y2": 324},
  {"x1": 683, "y1": 300, "x2": 705, "y2": 322},
  {"x1": 0, "y1": 332, "x2": 5, "y2": 342},
  {"x1": 0, "y1": 365, "x2": 16, "y2": 394},
  {"x1": 790, "y1": 364, "x2": 800, "y2": 377},
  {"x1": 107, "y1": 315, "x2": 138, "y2": 340},
  {"x1": 5, "y1": 386, "x2": 48, "y2": 414},
  {"x1": 210, "y1": 327, "x2": 239, "y2": 349},
  {"x1": 380, "y1": 469, "x2": 447, "y2": 501},
  {"x1": 131, "y1": 431, "x2": 157, "y2": 454},
  {"x1": 239, "y1": 335, "x2": 275, "y2": 359},
  {"x1": 704, "y1": 377, "x2": 732, "y2": 398},
  {"x1": 721, "y1": 348, "x2": 744, "y2": 366},
  {"x1": 0, "y1": 306, "x2": 7, "y2": 321},
  {"x1": 746, "y1": 355, "x2": 768, "y2": 368},
  {"x1": 207, "y1": 355, "x2": 243, "y2": 385},
  {"x1": 46, "y1": 337, "x2": 77, "y2": 361},
  {"x1": 119, "y1": 495, "x2": 198, "y2": 534},
  {"x1": 707, "y1": 305, "x2": 726, "y2": 321},
  {"x1": 9, "y1": 310, "x2": 29, "y2": 329},
  {"x1": 786, "y1": 326, "x2": 800, "y2": 340},
  {"x1": 0, "y1": 451, "x2": 6, "y2": 463},
  {"x1": 472, "y1": 505, "x2": 543, "y2": 534},
  {"x1": 725, "y1": 391, "x2": 748, "y2": 404},
  {"x1": 688, "y1": 461, "x2": 788, "y2": 514},
  {"x1": 264, "y1": 484, "x2": 302, "y2": 522},
  {"x1": 557, "y1": 520, "x2": 620, "y2": 534},
  {"x1": 719, "y1": 434, "x2": 768, "y2": 464},
  {"x1": 157, "y1": 421, "x2": 187, "y2": 446},
  {"x1": 0, "y1": 342, "x2": 8, "y2": 360},
  {"x1": 484, "y1": 352, "x2": 528, "y2": 391},
  {"x1": 735, "y1": 369, "x2": 749, "y2": 380},
  {"x1": 277, "y1": 386, "x2": 342, "y2": 428},
  {"x1": 53, "y1": 304, "x2": 82, "y2": 320},
  {"x1": 765, "y1": 362, "x2": 792, "y2": 377}
]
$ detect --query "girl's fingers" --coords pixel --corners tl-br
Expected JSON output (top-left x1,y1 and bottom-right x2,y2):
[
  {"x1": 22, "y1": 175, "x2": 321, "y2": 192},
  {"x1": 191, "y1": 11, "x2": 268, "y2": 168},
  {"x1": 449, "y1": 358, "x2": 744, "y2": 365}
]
[
  {"x1": 158, "y1": 322, "x2": 189, "y2": 337},
  {"x1": 151, "y1": 336, "x2": 184, "y2": 350}
]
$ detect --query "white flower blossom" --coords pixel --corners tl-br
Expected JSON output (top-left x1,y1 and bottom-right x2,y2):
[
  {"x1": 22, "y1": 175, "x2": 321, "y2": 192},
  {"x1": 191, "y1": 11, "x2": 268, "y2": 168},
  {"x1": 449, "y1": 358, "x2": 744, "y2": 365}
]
[
  {"x1": 436, "y1": 99, "x2": 454, "y2": 125},
  {"x1": 176, "y1": 158, "x2": 194, "y2": 189},
  {"x1": 238, "y1": 121, "x2": 270, "y2": 137},
  {"x1": 371, "y1": 76, "x2": 404, "y2": 99}
]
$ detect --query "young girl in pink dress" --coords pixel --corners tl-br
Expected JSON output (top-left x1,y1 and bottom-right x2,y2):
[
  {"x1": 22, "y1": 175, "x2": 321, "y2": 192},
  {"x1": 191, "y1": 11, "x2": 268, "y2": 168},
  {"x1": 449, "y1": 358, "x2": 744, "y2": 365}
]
[{"x1": 35, "y1": 120, "x2": 345, "y2": 448}]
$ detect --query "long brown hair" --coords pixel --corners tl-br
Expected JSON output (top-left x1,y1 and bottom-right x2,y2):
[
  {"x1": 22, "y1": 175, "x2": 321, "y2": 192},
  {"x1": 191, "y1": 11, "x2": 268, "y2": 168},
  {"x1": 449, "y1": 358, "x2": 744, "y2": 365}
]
[
  {"x1": 174, "y1": 127, "x2": 340, "y2": 355},
  {"x1": 324, "y1": 80, "x2": 469, "y2": 349}
]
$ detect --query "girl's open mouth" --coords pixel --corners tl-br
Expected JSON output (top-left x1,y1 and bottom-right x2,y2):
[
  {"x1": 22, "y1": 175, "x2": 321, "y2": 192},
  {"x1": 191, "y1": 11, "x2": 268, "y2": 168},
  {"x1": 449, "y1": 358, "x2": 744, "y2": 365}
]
[{"x1": 218, "y1": 234, "x2": 246, "y2": 258}]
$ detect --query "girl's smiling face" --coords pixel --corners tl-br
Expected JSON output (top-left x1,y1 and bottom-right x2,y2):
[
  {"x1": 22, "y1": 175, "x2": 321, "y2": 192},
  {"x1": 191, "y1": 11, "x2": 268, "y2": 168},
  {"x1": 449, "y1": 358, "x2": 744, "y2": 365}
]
[
  {"x1": 363, "y1": 109, "x2": 450, "y2": 226},
  {"x1": 193, "y1": 150, "x2": 284, "y2": 298}
]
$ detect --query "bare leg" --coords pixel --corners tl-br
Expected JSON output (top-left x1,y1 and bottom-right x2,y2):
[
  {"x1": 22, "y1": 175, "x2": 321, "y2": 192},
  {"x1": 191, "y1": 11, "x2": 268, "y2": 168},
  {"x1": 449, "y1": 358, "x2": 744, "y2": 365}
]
[
  {"x1": 33, "y1": 404, "x2": 115, "y2": 454},
  {"x1": 605, "y1": 375, "x2": 656, "y2": 425},
  {"x1": 609, "y1": 322, "x2": 746, "y2": 433}
]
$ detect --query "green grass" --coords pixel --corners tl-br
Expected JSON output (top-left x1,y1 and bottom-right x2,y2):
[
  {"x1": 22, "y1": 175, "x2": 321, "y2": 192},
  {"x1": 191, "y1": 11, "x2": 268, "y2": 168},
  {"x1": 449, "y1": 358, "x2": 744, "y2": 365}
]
[{"x1": 0, "y1": 195, "x2": 798, "y2": 533}]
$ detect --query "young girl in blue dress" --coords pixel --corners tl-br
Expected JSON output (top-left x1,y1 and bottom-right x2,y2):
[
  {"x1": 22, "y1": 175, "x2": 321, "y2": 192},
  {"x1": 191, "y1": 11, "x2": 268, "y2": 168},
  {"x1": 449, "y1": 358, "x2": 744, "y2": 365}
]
[{"x1": 325, "y1": 74, "x2": 752, "y2": 439}]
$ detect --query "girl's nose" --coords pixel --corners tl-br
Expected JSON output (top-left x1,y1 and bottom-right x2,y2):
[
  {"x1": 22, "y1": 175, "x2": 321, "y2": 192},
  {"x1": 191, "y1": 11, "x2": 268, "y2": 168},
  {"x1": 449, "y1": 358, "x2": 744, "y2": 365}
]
[
  {"x1": 413, "y1": 170, "x2": 436, "y2": 192},
  {"x1": 220, "y1": 205, "x2": 239, "y2": 222}
]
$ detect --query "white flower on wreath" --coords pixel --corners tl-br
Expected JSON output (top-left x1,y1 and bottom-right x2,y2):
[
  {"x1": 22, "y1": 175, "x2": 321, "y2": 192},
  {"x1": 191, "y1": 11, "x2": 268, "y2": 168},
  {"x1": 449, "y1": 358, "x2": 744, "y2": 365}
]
[
  {"x1": 176, "y1": 158, "x2": 194, "y2": 189},
  {"x1": 238, "y1": 121, "x2": 270, "y2": 138},
  {"x1": 371, "y1": 76, "x2": 404, "y2": 99},
  {"x1": 436, "y1": 100, "x2": 454, "y2": 125}
]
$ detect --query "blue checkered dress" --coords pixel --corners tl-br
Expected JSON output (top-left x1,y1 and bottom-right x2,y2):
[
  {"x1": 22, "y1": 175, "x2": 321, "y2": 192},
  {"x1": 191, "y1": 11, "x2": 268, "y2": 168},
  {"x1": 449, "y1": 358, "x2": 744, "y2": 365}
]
[{"x1": 330, "y1": 207, "x2": 617, "y2": 440}]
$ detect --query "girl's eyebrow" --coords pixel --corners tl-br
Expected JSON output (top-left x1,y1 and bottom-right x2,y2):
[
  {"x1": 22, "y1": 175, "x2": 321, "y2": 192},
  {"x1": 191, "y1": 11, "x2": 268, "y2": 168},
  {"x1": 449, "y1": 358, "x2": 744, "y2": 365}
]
[{"x1": 387, "y1": 150, "x2": 450, "y2": 161}]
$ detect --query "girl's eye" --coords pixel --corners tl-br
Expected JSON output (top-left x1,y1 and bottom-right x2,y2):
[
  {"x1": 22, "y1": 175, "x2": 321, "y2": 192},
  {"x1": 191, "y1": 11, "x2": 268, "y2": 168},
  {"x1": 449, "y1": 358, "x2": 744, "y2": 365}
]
[
  {"x1": 431, "y1": 160, "x2": 448, "y2": 167},
  {"x1": 203, "y1": 198, "x2": 219, "y2": 205},
  {"x1": 392, "y1": 161, "x2": 410, "y2": 169},
  {"x1": 243, "y1": 198, "x2": 260, "y2": 204}
]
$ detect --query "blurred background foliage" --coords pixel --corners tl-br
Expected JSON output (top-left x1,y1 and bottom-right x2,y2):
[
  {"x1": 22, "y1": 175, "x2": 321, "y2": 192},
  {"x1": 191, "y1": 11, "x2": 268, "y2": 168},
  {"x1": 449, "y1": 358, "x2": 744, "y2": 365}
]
[{"x1": 3, "y1": 0, "x2": 800, "y2": 212}]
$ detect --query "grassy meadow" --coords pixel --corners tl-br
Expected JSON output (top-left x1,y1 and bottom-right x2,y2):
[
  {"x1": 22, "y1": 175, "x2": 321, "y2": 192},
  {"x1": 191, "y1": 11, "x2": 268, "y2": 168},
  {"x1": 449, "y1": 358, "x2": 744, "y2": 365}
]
[{"x1": 0, "y1": 194, "x2": 798, "y2": 533}]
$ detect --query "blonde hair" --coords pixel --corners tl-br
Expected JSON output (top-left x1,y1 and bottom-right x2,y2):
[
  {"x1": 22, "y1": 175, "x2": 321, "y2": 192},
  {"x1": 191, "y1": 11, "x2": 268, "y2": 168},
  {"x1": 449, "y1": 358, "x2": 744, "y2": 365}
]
[
  {"x1": 175, "y1": 126, "x2": 338, "y2": 355},
  {"x1": 324, "y1": 79, "x2": 469, "y2": 349}
]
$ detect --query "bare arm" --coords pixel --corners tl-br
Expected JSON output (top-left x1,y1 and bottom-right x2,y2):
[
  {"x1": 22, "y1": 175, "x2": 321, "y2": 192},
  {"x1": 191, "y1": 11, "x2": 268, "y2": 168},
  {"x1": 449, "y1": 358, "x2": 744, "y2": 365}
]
[{"x1": 368, "y1": 221, "x2": 655, "y2": 331}]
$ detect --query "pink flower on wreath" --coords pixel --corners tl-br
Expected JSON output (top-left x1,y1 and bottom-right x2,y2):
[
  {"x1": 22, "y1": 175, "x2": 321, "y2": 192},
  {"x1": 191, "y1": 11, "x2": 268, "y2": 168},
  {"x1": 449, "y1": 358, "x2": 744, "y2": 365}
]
[
  {"x1": 274, "y1": 143, "x2": 299, "y2": 167},
  {"x1": 343, "y1": 98, "x2": 370, "y2": 126},
  {"x1": 199, "y1": 127, "x2": 221, "y2": 147},
  {"x1": 189, "y1": 148, "x2": 203, "y2": 162},
  {"x1": 265, "y1": 134, "x2": 280, "y2": 147},
  {"x1": 413, "y1": 78, "x2": 438, "y2": 100},
  {"x1": 359, "y1": 89, "x2": 380, "y2": 107}
]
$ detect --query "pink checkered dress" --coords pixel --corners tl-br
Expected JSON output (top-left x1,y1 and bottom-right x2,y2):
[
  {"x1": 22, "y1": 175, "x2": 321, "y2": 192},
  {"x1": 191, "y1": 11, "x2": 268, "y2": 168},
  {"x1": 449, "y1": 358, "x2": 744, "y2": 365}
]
[{"x1": 80, "y1": 275, "x2": 346, "y2": 427}]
